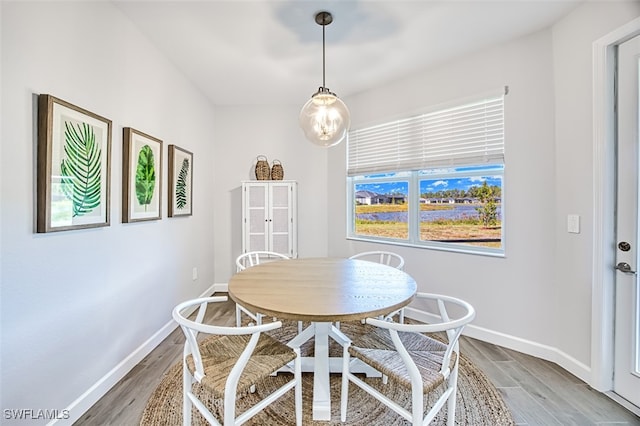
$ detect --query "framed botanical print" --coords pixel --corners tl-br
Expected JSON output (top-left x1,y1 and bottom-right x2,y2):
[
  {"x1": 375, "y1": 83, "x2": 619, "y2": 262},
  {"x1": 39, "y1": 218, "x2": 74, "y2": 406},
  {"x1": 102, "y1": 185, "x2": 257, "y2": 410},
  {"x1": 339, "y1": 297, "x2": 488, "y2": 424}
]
[
  {"x1": 122, "y1": 127, "x2": 163, "y2": 222},
  {"x1": 168, "y1": 145, "x2": 193, "y2": 217},
  {"x1": 37, "y1": 94, "x2": 112, "y2": 233}
]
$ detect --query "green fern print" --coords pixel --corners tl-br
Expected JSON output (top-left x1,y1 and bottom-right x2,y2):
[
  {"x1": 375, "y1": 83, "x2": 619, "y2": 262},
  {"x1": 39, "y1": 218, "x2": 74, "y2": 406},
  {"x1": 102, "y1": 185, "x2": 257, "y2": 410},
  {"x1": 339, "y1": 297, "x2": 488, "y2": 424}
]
[
  {"x1": 60, "y1": 122, "x2": 101, "y2": 217},
  {"x1": 135, "y1": 145, "x2": 155, "y2": 210},
  {"x1": 175, "y1": 158, "x2": 189, "y2": 209}
]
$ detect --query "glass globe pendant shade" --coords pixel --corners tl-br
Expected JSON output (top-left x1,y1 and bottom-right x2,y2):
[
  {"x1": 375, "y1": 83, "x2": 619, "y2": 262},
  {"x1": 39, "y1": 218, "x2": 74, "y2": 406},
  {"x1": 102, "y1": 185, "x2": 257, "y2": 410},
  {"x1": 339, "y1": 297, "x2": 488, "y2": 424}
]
[{"x1": 299, "y1": 87, "x2": 351, "y2": 147}]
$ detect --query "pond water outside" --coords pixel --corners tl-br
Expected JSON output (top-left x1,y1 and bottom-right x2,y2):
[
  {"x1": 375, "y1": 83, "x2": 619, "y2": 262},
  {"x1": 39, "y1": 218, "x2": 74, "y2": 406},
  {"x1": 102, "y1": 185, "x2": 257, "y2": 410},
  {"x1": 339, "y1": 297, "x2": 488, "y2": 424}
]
[{"x1": 357, "y1": 204, "x2": 503, "y2": 222}]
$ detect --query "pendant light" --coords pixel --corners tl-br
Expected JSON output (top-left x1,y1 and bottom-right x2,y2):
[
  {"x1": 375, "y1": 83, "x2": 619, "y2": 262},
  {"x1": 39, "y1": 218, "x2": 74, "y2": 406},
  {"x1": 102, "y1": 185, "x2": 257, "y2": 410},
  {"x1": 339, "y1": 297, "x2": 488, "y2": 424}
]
[{"x1": 299, "y1": 11, "x2": 351, "y2": 147}]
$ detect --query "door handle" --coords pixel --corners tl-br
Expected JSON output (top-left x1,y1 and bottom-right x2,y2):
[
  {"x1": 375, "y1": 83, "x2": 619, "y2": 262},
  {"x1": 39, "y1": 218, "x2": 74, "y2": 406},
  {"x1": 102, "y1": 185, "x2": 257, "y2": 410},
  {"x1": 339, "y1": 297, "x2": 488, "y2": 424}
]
[{"x1": 615, "y1": 262, "x2": 637, "y2": 274}]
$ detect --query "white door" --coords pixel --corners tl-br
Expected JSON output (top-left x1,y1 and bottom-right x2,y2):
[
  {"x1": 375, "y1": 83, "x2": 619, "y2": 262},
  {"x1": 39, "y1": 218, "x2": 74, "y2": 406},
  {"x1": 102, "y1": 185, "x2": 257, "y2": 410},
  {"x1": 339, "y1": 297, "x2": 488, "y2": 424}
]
[
  {"x1": 269, "y1": 182, "x2": 295, "y2": 257},
  {"x1": 244, "y1": 183, "x2": 269, "y2": 252},
  {"x1": 614, "y1": 34, "x2": 640, "y2": 408}
]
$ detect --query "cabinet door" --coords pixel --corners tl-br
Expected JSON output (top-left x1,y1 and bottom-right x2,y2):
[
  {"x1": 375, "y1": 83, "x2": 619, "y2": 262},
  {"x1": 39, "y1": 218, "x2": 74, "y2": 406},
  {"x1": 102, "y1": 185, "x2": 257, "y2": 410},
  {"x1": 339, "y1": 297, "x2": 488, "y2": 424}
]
[
  {"x1": 269, "y1": 183, "x2": 295, "y2": 256},
  {"x1": 244, "y1": 183, "x2": 269, "y2": 252}
]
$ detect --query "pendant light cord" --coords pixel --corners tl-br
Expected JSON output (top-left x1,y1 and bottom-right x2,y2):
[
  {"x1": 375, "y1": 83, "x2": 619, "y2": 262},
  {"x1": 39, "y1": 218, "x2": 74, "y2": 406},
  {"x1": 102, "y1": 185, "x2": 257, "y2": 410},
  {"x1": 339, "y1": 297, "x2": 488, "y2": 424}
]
[{"x1": 322, "y1": 22, "x2": 326, "y2": 89}]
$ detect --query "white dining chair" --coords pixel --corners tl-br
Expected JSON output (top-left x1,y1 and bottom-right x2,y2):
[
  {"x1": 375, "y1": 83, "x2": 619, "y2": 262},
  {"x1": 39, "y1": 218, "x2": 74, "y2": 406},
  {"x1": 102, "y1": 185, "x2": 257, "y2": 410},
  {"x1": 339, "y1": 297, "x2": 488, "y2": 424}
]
[
  {"x1": 349, "y1": 250, "x2": 405, "y2": 270},
  {"x1": 349, "y1": 251, "x2": 406, "y2": 322},
  {"x1": 340, "y1": 292, "x2": 475, "y2": 425},
  {"x1": 173, "y1": 296, "x2": 302, "y2": 426},
  {"x1": 236, "y1": 251, "x2": 290, "y2": 272},
  {"x1": 235, "y1": 251, "x2": 290, "y2": 327}
]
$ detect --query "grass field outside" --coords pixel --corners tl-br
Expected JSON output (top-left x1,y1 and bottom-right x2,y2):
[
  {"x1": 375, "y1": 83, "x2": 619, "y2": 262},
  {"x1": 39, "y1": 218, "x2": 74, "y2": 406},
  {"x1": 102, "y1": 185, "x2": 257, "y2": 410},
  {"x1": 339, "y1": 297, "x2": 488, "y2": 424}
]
[{"x1": 355, "y1": 203, "x2": 502, "y2": 248}]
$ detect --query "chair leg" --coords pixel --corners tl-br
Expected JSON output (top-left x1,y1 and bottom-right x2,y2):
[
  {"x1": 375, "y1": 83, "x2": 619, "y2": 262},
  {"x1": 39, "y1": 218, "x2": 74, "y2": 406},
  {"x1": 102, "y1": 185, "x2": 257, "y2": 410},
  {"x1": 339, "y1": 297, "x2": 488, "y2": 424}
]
[
  {"x1": 235, "y1": 304, "x2": 242, "y2": 327},
  {"x1": 223, "y1": 387, "x2": 237, "y2": 426},
  {"x1": 411, "y1": 382, "x2": 423, "y2": 425},
  {"x1": 340, "y1": 346, "x2": 351, "y2": 422},
  {"x1": 294, "y1": 348, "x2": 302, "y2": 426},
  {"x1": 446, "y1": 364, "x2": 459, "y2": 426},
  {"x1": 182, "y1": 363, "x2": 192, "y2": 426}
]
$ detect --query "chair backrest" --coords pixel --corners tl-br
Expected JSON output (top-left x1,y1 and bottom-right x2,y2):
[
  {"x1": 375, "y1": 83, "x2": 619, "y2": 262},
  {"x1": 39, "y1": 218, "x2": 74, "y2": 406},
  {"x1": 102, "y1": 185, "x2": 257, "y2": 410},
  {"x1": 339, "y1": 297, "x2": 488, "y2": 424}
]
[
  {"x1": 367, "y1": 292, "x2": 475, "y2": 380},
  {"x1": 349, "y1": 251, "x2": 405, "y2": 270},
  {"x1": 172, "y1": 296, "x2": 282, "y2": 381},
  {"x1": 236, "y1": 251, "x2": 289, "y2": 272}
]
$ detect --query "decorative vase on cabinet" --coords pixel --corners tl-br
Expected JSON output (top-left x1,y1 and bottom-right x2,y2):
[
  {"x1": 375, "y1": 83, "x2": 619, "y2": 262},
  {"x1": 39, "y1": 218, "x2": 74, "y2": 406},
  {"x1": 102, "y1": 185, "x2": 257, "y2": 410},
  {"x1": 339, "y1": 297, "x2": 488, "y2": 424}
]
[{"x1": 241, "y1": 181, "x2": 297, "y2": 258}]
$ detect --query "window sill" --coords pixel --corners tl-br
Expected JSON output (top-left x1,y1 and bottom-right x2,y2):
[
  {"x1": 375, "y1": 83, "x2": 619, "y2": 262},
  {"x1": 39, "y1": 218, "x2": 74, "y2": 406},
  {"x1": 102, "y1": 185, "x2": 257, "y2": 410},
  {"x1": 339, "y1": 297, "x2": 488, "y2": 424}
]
[{"x1": 346, "y1": 236, "x2": 506, "y2": 258}]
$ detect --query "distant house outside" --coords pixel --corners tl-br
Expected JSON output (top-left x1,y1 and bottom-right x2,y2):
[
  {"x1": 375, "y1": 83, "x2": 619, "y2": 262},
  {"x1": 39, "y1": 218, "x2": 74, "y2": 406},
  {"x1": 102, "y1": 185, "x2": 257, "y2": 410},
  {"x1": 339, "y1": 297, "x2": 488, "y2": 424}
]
[{"x1": 355, "y1": 190, "x2": 406, "y2": 205}]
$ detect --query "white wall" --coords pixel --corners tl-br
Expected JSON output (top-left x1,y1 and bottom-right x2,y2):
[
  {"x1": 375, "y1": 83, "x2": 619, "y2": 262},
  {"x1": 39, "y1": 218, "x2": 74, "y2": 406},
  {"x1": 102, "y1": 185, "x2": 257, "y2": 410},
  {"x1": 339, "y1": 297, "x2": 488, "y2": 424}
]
[
  {"x1": 211, "y1": 105, "x2": 330, "y2": 282},
  {"x1": 328, "y1": 2, "x2": 640, "y2": 382},
  {"x1": 331, "y1": 27, "x2": 559, "y2": 353},
  {"x1": 2, "y1": 0, "x2": 639, "y2": 423},
  {"x1": 1, "y1": 2, "x2": 217, "y2": 424},
  {"x1": 552, "y1": 0, "x2": 640, "y2": 370}
]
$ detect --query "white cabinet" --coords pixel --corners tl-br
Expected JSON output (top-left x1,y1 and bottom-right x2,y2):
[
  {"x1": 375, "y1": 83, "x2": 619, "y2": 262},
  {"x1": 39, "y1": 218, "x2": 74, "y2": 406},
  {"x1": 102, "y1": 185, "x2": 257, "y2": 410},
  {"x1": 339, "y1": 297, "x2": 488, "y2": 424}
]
[{"x1": 241, "y1": 181, "x2": 297, "y2": 258}]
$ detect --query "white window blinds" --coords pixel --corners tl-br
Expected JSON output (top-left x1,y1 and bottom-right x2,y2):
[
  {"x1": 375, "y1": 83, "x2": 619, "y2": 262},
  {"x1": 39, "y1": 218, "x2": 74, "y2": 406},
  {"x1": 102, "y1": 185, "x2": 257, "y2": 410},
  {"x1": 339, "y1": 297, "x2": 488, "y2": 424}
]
[{"x1": 347, "y1": 95, "x2": 504, "y2": 176}]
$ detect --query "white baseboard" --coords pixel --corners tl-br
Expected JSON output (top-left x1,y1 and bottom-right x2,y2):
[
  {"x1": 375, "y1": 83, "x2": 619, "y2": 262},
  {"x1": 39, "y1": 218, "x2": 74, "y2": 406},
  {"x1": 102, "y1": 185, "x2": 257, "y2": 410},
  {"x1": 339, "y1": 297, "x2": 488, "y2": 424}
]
[
  {"x1": 405, "y1": 308, "x2": 592, "y2": 385},
  {"x1": 213, "y1": 282, "x2": 228, "y2": 293},
  {"x1": 49, "y1": 283, "x2": 223, "y2": 426},
  {"x1": 465, "y1": 323, "x2": 591, "y2": 383}
]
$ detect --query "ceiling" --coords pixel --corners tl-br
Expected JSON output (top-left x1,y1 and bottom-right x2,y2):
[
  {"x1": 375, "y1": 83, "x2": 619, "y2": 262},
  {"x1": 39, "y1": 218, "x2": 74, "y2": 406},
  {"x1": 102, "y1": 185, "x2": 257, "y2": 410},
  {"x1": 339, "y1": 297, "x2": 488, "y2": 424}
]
[{"x1": 114, "y1": 0, "x2": 583, "y2": 107}]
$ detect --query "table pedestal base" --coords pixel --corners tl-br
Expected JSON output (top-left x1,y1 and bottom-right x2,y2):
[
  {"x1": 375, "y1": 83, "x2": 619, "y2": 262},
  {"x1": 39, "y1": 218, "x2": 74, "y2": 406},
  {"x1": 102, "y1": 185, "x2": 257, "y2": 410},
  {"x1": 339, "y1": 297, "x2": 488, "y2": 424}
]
[{"x1": 285, "y1": 322, "x2": 381, "y2": 421}]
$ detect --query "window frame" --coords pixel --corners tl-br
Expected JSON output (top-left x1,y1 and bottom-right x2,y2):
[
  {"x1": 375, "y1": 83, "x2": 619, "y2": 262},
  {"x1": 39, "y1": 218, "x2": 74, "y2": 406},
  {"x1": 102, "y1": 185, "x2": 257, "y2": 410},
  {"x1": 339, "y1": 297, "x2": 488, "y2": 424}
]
[
  {"x1": 346, "y1": 89, "x2": 507, "y2": 258},
  {"x1": 347, "y1": 165, "x2": 505, "y2": 257}
]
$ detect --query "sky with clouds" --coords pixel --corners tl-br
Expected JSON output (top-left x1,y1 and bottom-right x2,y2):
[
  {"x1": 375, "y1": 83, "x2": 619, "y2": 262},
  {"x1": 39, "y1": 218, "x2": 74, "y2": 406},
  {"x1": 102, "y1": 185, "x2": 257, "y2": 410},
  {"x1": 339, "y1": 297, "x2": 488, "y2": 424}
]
[
  {"x1": 356, "y1": 175, "x2": 502, "y2": 195},
  {"x1": 355, "y1": 166, "x2": 503, "y2": 195}
]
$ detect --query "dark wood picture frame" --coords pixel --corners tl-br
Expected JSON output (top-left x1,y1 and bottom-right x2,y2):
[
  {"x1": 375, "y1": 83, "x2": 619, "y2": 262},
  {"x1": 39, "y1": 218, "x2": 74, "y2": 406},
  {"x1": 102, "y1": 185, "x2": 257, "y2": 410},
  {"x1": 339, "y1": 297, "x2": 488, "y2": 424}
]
[
  {"x1": 37, "y1": 94, "x2": 112, "y2": 233},
  {"x1": 122, "y1": 127, "x2": 163, "y2": 223},
  {"x1": 168, "y1": 145, "x2": 193, "y2": 217}
]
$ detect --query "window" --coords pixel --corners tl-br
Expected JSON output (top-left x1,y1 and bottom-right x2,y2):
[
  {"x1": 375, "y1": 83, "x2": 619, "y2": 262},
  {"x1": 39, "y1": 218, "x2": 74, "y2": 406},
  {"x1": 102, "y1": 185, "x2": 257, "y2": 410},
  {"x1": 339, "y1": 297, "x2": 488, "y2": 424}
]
[
  {"x1": 353, "y1": 175, "x2": 410, "y2": 240},
  {"x1": 347, "y1": 92, "x2": 505, "y2": 256}
]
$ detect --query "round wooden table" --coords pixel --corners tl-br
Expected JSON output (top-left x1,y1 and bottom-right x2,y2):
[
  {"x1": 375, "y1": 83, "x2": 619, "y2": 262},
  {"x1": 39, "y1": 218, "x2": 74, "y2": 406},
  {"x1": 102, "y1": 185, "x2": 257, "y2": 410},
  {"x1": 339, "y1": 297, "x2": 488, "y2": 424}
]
[{"x1": 228, "y1": 257, "x2": 417, "y2": 420}]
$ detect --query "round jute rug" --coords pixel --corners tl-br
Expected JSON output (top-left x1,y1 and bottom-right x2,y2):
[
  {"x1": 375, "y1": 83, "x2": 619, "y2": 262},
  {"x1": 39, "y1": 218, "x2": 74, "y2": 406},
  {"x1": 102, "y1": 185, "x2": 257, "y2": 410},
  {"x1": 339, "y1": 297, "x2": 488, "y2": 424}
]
[{"x1": 141, "y1": 322, "x2": 514, "y2": 425}]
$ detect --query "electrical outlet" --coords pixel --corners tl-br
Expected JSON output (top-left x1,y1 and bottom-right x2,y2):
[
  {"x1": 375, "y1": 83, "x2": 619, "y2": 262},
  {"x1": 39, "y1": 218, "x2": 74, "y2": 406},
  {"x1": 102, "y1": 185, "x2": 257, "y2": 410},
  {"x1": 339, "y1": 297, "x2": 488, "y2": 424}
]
[
  {"x1": 567, "y1": 214, "x2": 580, "y2": 234},
  {"x1": 192, "y1": 267, "x2": 198, "y2": 281}
]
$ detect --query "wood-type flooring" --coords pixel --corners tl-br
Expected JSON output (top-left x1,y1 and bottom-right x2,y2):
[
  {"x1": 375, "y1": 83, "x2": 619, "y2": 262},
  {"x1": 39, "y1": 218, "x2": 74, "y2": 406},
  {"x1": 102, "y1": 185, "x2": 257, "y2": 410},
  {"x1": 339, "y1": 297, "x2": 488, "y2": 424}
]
[{"x1": 77, "y1": 295, "x2": 640, "y2": 425}]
